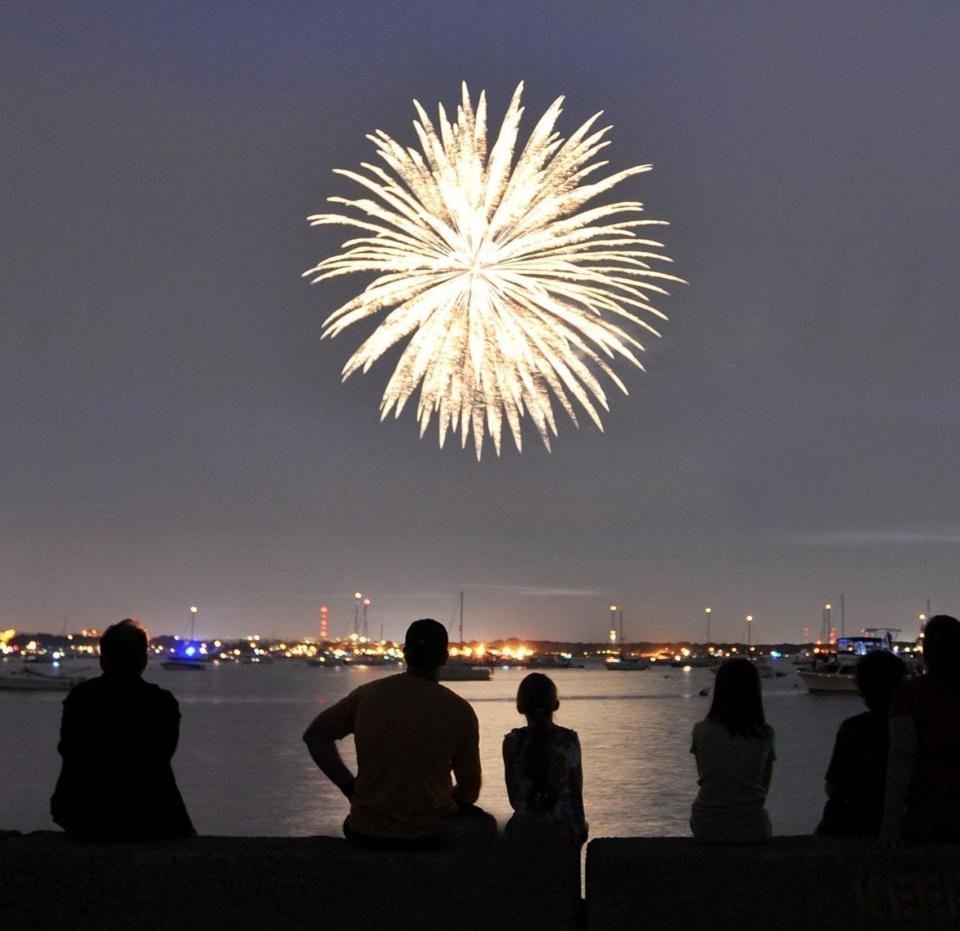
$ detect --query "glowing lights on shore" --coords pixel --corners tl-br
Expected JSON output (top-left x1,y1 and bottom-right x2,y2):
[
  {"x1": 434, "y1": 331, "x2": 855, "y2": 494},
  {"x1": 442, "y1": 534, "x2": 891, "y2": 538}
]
[{"x1": 305, "y1": 82, "x2": 682, "y2": 458}]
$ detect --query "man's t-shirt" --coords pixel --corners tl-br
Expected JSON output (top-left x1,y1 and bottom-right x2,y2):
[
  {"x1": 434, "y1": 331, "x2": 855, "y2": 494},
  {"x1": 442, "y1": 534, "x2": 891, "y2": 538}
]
[
  {"x1": 311, "y1": 672, "x2": 481, "y2": 839},
  {"x1": 890, "y1": 674, "x2": 960, "y2": 803}
]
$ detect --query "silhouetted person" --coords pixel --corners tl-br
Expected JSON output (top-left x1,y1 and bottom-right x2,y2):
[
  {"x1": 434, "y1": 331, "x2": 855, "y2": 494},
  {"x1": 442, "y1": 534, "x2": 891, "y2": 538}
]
[
  {"x1": 303, "y1": 618, "x2": 488, "y2": 848},
  {"x1": 881, "y1": 614, "x2": 960, "y2": 843},
  {"x1": 50, "y1": 618, "x2": 194, "y2": 840},
  {"x1": 816, "y1": 649, "x2": 906, "y2": 836},
  {"x1": 690, "y1": 658, "x2": 775, "y2": 844},
  {"x1": 502, "y1": 673, "x2": 587, "y2": 846}
]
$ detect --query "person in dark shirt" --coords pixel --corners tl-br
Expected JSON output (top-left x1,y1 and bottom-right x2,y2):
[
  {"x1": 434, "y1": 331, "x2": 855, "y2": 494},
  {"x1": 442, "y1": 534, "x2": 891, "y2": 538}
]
[
  {"x1": 50, "y1": 618, "x2": 194, "y2": 840},
  {"x1": 816, "y1": 649, "x2": 906, "y2": 836},
  {"x1": 881, "y1": 614, "x2": 960, "y2": 843}
]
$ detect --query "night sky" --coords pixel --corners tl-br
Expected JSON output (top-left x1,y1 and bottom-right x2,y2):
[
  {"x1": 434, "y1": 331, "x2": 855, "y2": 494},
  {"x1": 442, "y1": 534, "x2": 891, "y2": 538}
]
[{"x1": 4, "y1": 2, "x2": 959, "y2": 644}]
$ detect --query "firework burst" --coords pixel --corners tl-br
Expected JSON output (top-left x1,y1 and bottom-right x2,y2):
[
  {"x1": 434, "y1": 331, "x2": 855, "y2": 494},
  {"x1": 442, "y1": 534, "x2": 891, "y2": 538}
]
[{"x1": 305, "y1": 82, "x2": 682, "y2": 458}]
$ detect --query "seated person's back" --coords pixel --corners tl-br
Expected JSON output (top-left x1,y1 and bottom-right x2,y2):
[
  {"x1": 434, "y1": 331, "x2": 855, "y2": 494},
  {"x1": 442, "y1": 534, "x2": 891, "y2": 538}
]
[
  {"x1": 817, "y1": 649, "x2": 906, "y2": 836},
  {"x1": 51, "y1": 618, "x2": 194, "y2": 840},
  {"x1": 884, "y1": 615, "x2": 960, "y2": 840},
  {"x1": 690, "y1": 658, "x2": 775, "y2": 844},
  {"x1": 503, "y1": 673, "x2": 587, "y2": 845},
  {"x1": 304, "y1": 618, "x2": 481, "y2": 843}
]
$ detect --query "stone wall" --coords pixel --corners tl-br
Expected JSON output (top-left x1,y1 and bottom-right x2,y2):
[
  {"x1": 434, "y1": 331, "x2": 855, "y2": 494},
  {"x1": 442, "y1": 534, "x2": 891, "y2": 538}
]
[
  {"x1": 586, "y1": 836, "x2": 960, "y2": 931},
  {"x1": 0, "y1": 831, "x2": 579, "y2": 931},
  {"x1": 5, "y1": 831, "x2": 959, "y2": 930}
]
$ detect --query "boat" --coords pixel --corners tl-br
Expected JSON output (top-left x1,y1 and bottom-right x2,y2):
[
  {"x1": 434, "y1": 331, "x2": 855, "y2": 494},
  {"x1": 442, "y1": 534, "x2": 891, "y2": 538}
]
[
  {"x1": 437, "y1": 661, "x2": 492, "y2": 682},
  {"x1": 707, "y1": 655, "x2": 784, "y2": 678},
  {"x1": 526, "y1": 654, "x2": 584, "y2": 669},
  {"x1": 0, "y1": 667, "x2": 87, "y2": 691},
  {"x1": 605, "y1": 654, "x2": 649, "y2": 671},
  {"x1": 161, "y1": 658, "x2": 206, "y2": 671},
  {"x1": 797, "y1": 650, "x2": 860, "y2": 692},
  {"x1": 799, "y1": 631, "x2": 905, "y2": 693},
  {"x1": 437, "y1": 591, "x2": 492, "y2": 682}
]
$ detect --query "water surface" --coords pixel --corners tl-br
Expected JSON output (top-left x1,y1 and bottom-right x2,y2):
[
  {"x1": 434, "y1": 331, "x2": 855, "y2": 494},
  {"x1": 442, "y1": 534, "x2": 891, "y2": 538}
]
[{"x1": 0, "y1": 660, "x2": 862, "y2": 837}]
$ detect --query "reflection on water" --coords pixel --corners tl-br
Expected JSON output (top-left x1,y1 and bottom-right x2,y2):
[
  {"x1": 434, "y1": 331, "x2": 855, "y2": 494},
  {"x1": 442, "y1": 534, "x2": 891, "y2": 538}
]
[{"x1": 0, "y1": 662, "x2": 862, "y2": 838}]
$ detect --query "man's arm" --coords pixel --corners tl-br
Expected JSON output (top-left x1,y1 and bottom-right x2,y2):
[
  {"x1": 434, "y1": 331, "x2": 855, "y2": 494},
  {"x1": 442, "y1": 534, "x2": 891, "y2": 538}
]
[
  {"x1": 303, "y1": 721, "x2": 355, "y2": 799},
  {"x1": 502, "y1": 735, "x2": 519, "y2": 809},
  {"x1": 451, "y1": 709, "x2": 481, "y2": 808},
  {"x1": 303, "y1": 691, "x2": 361, "y2": 799},
  {"x1": 878, "y1": 714, "x2": 918, "y2": 846}
]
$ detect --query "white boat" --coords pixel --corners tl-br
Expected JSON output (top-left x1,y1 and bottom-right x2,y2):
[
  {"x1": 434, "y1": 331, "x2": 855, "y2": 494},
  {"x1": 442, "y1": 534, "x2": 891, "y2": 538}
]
[
  {"x1": 0, "y1": 667, "x2": 87, "y2": 691},
  {"x1": 797, "y1": 669, "x2": 859, "y2": 693},
  {"x1": 798, "y1": 654, "x2": 859, "y2": 693}
]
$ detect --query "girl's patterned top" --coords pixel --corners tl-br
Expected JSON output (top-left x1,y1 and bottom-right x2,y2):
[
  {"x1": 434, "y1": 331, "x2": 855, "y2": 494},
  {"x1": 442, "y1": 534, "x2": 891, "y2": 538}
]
[{"x1": 502, "y1": 723, "x2": 587, "y2": 844}]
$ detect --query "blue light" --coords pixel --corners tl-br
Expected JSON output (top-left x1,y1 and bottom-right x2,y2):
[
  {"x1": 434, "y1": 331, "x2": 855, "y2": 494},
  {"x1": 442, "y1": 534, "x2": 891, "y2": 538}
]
[
  {"x1": 185, "y1": 646, "x2": 196, "y2": 657},
  {"x1": 770, "y1": 650, "x2": 781, "y2": 659}
]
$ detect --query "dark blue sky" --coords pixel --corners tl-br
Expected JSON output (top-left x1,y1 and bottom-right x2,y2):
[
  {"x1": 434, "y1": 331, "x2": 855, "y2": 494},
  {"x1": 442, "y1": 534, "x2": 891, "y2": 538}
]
[{"x1": 3, "y1": 1, "x2": 959, "y2": 643}]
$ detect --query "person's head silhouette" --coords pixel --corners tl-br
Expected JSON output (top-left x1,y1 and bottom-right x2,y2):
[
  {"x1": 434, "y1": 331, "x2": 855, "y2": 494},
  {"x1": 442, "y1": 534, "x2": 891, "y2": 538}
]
[
  {"x1": 99, "y1": 618, "x2": 149, "y2": 675},
  {"x1": 403, "y1": 618, "x2": 448, "y2": 676},
  {"x1": 855, "y1": 649, "x2": 906, "y2": 715},
  {"x1": 922, "y1": 614, "x2": 960, "y2": 679},
  {"x1": 708, "y1": 657, "x2": 767, "y2": 738},
  {"x1": 516, "y1": 672, "x2": 559, "y2": 718}
]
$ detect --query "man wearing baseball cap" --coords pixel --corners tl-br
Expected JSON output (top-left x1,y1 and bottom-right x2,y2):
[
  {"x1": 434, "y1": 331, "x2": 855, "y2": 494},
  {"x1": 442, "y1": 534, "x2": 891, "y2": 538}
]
[{"x1": 304, "y1": 618, "x2": 484, "y2": 847}]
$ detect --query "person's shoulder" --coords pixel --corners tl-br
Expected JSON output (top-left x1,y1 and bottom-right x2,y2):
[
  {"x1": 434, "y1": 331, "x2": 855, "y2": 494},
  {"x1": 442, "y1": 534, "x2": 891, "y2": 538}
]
[
  {"x1": 553, "y1": 724, "x2": 580, "y2": 745},
  {"x1": 359, "y1": 673, "x2": 404, "y2": 694},
  {"x1": 65, "y1": 675, "x2": 105, "y2": 703},
  {"x1": 692, "y1": 718, "x2": 714, "y2": 737},
  {"x1": 138, "y1": 678, "x2": 180, "y2": 708},
  {"x1": 503, "y1": 726, "x2": 526, "y2": 743},
  {"x1": 431, "y1": 680, "x2": 478, "y2": 720},
  {"x1": 839, "y1": 710, "x2": 876, "y2": 732}
]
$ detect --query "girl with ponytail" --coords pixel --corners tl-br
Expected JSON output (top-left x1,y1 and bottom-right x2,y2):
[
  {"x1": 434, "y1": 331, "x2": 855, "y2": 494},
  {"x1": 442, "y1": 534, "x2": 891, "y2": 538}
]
[{"x1": 502, "y1": 673, "x2": 587, "y2": 845}]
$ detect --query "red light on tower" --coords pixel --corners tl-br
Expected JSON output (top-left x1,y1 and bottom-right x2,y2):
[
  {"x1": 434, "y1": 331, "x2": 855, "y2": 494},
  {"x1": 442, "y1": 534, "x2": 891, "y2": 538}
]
[{"x1": 320, "y1": 605, "x2": 329, "y2": 641}]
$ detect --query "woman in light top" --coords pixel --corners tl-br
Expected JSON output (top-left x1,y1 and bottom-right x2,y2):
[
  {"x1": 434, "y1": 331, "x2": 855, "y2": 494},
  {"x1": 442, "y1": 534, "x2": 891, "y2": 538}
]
[
  {"x1": 690, "y1": 658, "x2": 775, "y2": 844},
  {"x1": 502, "y1": 673, "x2": 587, "y2": 846}
]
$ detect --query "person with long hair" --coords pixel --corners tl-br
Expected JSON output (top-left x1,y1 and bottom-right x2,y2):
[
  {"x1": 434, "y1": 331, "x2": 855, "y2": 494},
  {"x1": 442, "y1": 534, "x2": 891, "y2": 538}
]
[
  {"x1": 502, "y1": 673, "x2": 587, "y2": 846},
  {"x1": 880, "y1": 614, "x2": 960, "y2": 843},
  {"x1": 690, "y1": 657, "x2": 775, "y2": 844}
]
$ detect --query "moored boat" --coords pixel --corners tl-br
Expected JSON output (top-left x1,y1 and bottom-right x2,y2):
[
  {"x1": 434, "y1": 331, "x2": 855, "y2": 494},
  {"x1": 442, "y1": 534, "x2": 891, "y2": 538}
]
[
  {"x1": 437, "y1": 662, "x2": 492, "y2": 682},
  {"x1": 0, "y1": 667, "x2": 87, "y2": 691},
  {"x1": 161, "y1": 658, "x2": 206, "y2": 671},
  {"x1": 605, "y1": 655, "x2": 649, "y2": 671}
]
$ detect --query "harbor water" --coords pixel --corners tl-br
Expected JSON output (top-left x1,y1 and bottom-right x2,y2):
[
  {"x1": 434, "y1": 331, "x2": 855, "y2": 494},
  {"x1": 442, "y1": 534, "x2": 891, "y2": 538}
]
[{"x1": 0, "y1": 660, "x2": 863, "y2": 837}]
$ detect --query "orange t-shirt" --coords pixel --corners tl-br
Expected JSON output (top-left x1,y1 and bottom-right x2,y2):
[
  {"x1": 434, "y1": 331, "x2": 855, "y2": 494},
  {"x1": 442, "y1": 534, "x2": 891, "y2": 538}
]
[{"x1": 312, "y1": 672, "x2": 481, "y2": 839}]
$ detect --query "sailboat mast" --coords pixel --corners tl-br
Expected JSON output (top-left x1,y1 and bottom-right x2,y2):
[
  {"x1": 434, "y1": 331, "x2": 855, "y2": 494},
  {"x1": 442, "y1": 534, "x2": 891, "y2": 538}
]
[{"x1": 459, "y1": 591, "x2": 464, "y2": 646}]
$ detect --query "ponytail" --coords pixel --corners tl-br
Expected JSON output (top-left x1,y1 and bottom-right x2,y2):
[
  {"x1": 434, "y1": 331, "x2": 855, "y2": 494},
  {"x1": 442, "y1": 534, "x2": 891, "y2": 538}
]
[{"x1": 516, "y1": 673, "x2": 559, "y2": 811}]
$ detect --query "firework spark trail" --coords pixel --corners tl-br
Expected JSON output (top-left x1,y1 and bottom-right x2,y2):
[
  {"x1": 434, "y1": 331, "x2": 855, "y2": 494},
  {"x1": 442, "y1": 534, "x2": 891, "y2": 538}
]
[{"x1": 305, "y1": 82, "x2": 683, "y2": 458}]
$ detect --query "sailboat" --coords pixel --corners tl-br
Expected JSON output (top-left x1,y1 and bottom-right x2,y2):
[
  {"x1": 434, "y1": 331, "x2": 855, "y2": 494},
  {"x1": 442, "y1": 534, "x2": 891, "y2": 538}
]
[{"x1": 437, "y1": 591, "x2": 491, "y2": 682}]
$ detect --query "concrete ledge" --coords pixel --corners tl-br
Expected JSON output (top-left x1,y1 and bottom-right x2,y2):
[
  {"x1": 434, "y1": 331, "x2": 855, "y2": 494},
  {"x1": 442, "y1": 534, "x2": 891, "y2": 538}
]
[
  {"x1": 585, "y1": 836, "x2": 960, "y2": 931},
  {"x1": 0, "y1": 831, "x2": 579, "y2": 930}
]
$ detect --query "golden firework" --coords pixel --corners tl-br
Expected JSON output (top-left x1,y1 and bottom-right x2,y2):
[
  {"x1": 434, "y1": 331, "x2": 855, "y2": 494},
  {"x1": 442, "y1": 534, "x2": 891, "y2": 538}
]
[{"x1": 305, "y1": 83, "x2": 682, "y2": 458}]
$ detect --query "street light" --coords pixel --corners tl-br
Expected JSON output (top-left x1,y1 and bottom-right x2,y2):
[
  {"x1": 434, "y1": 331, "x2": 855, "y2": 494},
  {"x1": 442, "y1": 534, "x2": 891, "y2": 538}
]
[
  {"x1": 704, "y1": 607, "x2": 712, "y2": 644},
  {"x1": 189, "y1": 605, "x2": 198, "y2": 641},
  {"x1": 608, "y1": 604, "x2": 618, "y2": 644},
  {"x1": 353, "y1": 592, "x2": 363, "y2": 635},
  {"x1": 745, "y1": 614, "x2": 753, "y2": 647}
]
